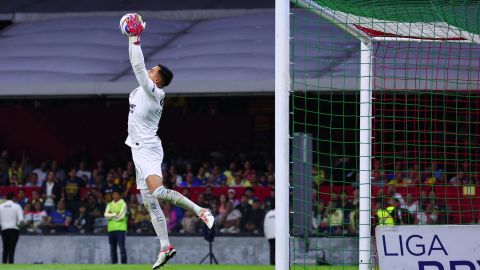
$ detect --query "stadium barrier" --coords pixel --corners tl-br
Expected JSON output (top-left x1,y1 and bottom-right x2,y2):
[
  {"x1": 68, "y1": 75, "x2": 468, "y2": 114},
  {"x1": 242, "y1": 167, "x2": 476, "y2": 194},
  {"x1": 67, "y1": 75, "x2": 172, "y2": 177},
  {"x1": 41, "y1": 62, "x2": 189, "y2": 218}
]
[{"x1": 0, "y1": 235, "x2": 273, "y2": 264}]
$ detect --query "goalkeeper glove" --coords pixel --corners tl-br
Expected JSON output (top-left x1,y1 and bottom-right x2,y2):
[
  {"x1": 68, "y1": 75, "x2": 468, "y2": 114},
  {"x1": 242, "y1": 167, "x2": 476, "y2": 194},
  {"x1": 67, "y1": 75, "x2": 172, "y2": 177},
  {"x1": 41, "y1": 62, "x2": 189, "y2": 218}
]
[{"x1": 126, "y1": 13, "x2": 146, "y2": 45}]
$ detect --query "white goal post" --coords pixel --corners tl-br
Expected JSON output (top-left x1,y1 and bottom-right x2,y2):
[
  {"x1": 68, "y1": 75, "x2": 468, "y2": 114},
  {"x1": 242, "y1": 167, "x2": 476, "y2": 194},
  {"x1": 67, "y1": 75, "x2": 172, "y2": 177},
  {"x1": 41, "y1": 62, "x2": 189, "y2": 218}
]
[{"x1": 280, "y1": 0, "x2": 480, "y2": 269}]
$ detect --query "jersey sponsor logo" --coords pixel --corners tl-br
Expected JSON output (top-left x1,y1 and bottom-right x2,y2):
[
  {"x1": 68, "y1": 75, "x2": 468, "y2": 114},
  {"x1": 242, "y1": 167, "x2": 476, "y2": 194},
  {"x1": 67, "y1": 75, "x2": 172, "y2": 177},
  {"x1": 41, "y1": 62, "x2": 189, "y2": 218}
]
[
  {"x1": 129, "y1": 103, "x2": 136, "y2": 113},
  {"x1": 129, "y1": 89, "x2": 138, "y2": 113},
  {"x1": 154, "y1": 98, "x2": 164, "y2": 115}
]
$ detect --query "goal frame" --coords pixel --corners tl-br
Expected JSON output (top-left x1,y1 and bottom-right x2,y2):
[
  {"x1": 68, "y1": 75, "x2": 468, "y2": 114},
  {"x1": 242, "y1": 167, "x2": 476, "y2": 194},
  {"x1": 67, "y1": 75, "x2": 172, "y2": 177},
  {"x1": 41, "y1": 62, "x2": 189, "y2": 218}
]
[
  {"x1": 275, "y1": 0, "x2": 290, "y2": 270},
  {"x1": 278, "y1": 0, "x2": 480, "y2": 269}
]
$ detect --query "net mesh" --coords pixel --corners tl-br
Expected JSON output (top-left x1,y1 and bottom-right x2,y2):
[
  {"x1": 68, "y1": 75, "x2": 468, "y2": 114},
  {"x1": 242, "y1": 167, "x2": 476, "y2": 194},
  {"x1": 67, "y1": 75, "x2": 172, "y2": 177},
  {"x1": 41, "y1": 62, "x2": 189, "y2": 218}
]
[
  {"x1": 290, "y1": 1, "x2": 480, "y2": 269},
  {"x1": 313, "y1": 0, "x2": 480, "y2": 35}
]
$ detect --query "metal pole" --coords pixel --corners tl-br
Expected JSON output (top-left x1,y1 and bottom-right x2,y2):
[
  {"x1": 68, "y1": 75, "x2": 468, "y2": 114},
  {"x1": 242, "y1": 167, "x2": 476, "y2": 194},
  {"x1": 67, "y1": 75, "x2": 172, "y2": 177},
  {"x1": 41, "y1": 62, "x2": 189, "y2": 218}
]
[
  {"x1": 275, "y1": 0, "x2": 290, "y2": 269},
  {"x1": 359, "y1": 41, "x2": 373, "y2": 270}
]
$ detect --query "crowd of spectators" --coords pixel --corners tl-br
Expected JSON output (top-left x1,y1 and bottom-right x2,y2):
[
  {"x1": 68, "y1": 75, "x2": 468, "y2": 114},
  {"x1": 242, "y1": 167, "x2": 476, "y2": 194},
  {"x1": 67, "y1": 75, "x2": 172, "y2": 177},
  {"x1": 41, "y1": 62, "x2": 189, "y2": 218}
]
[
  {"x1": 311, "y1": 157, "x2": 480, "y2": 236},
  {"x1": 1, "y1": 147, "x2": 478, "y2": 237},
  {"x1": 0, "y1": 149, "x2": 274, "y2": 236}
]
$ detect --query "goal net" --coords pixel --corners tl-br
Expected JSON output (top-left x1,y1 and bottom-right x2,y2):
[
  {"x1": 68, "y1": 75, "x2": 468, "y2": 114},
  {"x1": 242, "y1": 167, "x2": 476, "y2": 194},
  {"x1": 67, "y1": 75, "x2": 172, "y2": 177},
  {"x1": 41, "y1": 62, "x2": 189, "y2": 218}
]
[{"x1": 289, "y1": 1, "x2": 480, "y2": 269}]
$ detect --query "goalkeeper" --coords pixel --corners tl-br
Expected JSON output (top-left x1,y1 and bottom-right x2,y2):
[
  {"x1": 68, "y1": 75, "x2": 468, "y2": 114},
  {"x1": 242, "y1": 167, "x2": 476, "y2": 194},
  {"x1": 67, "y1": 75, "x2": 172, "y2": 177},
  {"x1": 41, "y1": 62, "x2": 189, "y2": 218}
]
[{"x1": 120, "y1": 13, "x2": 214, "y2": 269}]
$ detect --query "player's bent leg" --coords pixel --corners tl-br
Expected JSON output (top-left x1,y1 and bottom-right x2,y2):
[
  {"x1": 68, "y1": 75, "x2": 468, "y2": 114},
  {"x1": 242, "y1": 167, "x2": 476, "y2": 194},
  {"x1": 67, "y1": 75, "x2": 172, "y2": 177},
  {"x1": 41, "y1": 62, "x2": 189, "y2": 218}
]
[
  {"x1": 146, "y1": 175, "x2": 214, "y2": 229},
  {"x1": 146, "y1": 174, "x2": 202, "y2": 214}
]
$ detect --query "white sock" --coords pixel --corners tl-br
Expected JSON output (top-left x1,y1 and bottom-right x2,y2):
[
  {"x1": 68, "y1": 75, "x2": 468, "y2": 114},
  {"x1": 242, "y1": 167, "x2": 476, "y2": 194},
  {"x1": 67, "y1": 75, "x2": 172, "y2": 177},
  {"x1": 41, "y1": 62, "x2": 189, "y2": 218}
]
[
  {"x1": 152, "y1": 186, "x2": 202, "y2": 216},
  {"x1": 140, "y1": 190, "x2": 170, "y2": 250}
]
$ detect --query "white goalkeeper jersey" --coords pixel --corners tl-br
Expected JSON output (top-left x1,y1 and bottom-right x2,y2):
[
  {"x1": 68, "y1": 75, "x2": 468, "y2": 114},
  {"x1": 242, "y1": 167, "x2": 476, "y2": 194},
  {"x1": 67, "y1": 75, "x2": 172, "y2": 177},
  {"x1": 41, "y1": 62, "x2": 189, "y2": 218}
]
[{"x1": 125, "y1": 40, "x2": 165, "y2": 149}]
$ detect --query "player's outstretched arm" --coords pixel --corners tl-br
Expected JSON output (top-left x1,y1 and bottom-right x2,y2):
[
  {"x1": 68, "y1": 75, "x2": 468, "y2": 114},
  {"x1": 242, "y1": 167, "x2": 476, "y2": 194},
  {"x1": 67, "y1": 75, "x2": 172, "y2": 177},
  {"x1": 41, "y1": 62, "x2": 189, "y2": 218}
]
[
  {"x1": 121, "y1": 13, "x2": 155, "y2": 97},
  {"x1": 129, "y1": 37, "x2": 155, "y2": 97}
]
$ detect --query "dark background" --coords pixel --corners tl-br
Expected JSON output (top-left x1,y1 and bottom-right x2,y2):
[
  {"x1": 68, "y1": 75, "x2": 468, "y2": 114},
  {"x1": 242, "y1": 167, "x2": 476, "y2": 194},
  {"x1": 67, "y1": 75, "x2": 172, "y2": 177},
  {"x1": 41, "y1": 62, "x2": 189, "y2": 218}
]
[{"x1": 0, "y1": 95, "x2": 274, "y2": 167}]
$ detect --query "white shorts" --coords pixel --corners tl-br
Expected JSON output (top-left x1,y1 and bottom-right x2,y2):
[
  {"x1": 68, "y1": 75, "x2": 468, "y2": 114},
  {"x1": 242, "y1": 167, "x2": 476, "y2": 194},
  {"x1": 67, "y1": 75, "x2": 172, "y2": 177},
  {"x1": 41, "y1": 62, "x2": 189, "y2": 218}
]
[{"x1": 131, "y1": 144, "x2": 164, "y2": 190}]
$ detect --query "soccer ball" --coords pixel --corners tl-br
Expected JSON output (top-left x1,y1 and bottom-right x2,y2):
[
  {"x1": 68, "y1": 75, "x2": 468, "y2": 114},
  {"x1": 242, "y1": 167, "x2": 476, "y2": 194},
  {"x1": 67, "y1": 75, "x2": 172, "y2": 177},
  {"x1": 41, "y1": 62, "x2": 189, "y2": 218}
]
[
  {"x1": 119, "y1": 13, "x2": 133, "y2": 37},
  {"x1": 119, "y1": 13, "x2": 144, "y2": 37}
]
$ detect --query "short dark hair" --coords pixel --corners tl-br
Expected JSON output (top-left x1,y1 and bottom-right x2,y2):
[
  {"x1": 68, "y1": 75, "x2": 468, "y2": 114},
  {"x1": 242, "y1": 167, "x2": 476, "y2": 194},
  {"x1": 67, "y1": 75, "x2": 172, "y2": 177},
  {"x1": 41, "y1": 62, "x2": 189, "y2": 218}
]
[
  {"x1": 6, "y1": 192, "x2": 14, "y2": 200},
  {"x1": 157, "y1": 64, "x2": 173, "y2": 87}
]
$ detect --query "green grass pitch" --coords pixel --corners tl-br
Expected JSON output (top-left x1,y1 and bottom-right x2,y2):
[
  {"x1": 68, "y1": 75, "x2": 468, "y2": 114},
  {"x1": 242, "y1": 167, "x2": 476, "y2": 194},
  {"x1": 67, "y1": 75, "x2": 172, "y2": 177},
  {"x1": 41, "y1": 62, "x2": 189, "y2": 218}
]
[{"x1": 0, "y1": 264, "x2": 358, "y2": 270}]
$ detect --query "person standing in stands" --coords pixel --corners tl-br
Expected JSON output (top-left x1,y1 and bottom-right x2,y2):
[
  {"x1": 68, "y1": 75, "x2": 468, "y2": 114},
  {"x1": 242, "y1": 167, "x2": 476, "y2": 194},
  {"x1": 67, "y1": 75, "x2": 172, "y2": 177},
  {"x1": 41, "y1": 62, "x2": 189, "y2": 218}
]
[
  {"x1": 0, "y1": 192, "x2": 24, "y2": 264},
  {"x1": 264, "y1": 200, "x2": 275, "y2": 265},
  {"x1": 104, "y1": 190, "x2": 128, "y2": 264},
  {"x1": 376, "y1": 197, "x2": 403, "y2": 226},
  {"x1": 64, "y1": 168, "x2": 85, "y2": 219}
]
